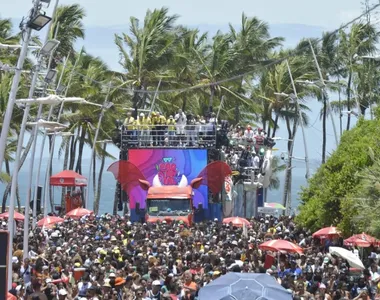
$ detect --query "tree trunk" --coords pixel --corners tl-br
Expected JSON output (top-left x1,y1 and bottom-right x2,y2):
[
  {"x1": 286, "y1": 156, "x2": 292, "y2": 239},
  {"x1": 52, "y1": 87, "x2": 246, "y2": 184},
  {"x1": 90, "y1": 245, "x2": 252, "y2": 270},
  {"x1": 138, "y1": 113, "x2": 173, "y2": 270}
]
[
  {"x1": 271, "y1": 114, "x2": 279, "y2": 138},
  {"x1": 346, "y1": 71, "x2": 352, "y2": 131},
  {"x1": 322, "y1": 94, "x2": 327, "y2": 164},
  {"x1": 94, "y1": 143, "x2": 107, "y2": 215},
  {"x1": 182, "y1": 98, "x2": 187, "y2": 111},
  {"x1": 92, "y1": 153, "x2": 96, "y2": 203},
  {"x1": 69, "y1": 134, "x2": 77, "y2": 170},
  {"x1": 282, "y1": 114, "x2": 297, "y2": 215},
  {"x1": 75, "y1": 126, "x2": 86, "y2": 174},
  {"x1": 113, "y1": 188, "x2": 118, "y2": 215},
  {"x1": 2, "y1": 134, "x2": 34, "y2": 209},
  {"x1": 2, "y1": 160, "x2": 11, "y2": 212},
  {"x1": 209, "y1": 86, "x2": 215, "y2": 113},
  {"x1": 16, "y1": 184, "x2": 21, "y2": 212},
  {"x1": 61, "y1": 138, "x2": 70, "y2": 209}
]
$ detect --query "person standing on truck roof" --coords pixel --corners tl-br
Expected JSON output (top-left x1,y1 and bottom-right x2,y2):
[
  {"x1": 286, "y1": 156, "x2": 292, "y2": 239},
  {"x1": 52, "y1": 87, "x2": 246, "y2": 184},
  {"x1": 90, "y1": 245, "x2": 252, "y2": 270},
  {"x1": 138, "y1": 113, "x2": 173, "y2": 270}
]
[
  {"x1": 175, "y1": 109, "x2": 187, "y2": 146},
  {"x1": 123, "y1": 111, "x2": 136, "y2": 143},
  {"x1": 167, "y1": 115, "x2": 176, "y2": 146},
  {"x1": 136, "y1": 113, "x2": 149, "y2": 146}
]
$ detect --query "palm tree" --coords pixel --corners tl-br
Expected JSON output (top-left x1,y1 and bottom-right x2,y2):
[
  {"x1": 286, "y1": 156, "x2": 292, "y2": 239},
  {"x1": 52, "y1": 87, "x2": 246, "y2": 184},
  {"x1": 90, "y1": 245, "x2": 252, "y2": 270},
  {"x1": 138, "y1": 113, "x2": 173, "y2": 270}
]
[
  {"x1": 115, "y1": 7, "x2": 179, "y2": 115},
  {"x1": 338, "y1": 22, "x2": 379, "y2": 130},
  {"x1": 49, "y1": 4, "x2": 86, "y2": 64},
  {"x1": 296, "y1": 33, "x2": 341, "y2": 163}
]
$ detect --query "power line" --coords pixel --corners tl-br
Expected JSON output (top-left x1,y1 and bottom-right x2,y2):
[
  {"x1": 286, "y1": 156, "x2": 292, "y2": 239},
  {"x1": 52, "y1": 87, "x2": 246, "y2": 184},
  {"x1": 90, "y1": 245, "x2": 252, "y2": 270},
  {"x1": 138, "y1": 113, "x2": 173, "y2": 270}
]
[{"x1": 70, "y1": 3, "x2": 380, "y2": 95}]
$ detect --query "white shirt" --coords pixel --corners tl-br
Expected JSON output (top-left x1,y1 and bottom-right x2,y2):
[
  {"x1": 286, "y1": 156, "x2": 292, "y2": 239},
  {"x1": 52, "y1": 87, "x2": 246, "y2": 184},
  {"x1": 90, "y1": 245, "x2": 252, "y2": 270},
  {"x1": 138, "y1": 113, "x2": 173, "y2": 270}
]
[
  {"x1": 174, "y1": 113, "x2": 187, "y2": 125},
  {"x1": 20, "y1": 265, "x2": 32, "y2": 285},
  {"x1": 244, "y1": 130, "x2": 254, "y2": 139}
]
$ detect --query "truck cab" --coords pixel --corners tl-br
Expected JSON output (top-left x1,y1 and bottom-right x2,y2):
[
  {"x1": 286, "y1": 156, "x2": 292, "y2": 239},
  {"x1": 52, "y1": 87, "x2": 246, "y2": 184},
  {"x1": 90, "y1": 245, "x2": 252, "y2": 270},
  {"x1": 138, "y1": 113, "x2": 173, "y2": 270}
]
[{"x1": 145, "y1": 186, "x2": 194, "y2": 225}]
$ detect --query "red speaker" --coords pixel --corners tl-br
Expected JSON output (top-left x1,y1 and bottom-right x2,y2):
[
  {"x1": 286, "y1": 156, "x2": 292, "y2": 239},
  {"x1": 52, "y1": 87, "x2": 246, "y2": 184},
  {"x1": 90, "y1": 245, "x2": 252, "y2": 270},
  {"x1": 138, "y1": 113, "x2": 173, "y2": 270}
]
[{"x1": 0, "y1": 230, "x2": 9, "y2": 298}]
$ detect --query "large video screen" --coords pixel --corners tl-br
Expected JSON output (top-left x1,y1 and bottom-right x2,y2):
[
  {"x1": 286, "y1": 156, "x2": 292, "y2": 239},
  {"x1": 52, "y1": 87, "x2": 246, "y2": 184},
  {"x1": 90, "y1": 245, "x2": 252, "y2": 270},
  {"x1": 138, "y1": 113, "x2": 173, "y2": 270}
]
[{"x1": 128, "y1": 149, "x2": 208, "y2": 209}]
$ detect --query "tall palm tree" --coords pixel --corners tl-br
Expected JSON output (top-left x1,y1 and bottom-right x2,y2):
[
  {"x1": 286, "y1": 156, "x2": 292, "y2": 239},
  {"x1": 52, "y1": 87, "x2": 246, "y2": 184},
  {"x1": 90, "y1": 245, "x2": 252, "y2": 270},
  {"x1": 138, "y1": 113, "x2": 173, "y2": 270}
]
[
  {"x1": 49, "y1": 4, "x2": 86, "y2": 64},
  {"x1": 338, "y1": 22, "x2": 379, "y2": 130},
  {"x1": 296, "y1": 33, "x2": 341, "y2": 163},
  {"x1": 115, "y1": 7, "x2": 179, "y2": 115}
]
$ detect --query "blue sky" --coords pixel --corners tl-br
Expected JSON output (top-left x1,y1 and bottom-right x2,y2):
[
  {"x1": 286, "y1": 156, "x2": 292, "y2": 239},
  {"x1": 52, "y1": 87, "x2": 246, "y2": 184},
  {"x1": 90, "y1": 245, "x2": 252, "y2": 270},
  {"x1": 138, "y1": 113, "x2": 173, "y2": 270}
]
[{"x1": 1, "y1": 0, "x2": 375, "y2": 208}]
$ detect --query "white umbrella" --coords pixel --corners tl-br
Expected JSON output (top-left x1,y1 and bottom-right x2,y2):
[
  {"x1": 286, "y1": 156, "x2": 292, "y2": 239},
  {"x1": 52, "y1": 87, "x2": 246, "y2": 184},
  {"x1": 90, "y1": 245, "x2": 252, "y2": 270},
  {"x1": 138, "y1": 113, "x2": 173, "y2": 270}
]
[{"x1": 329, "y1": 246, "x2": 365, "y2": 270}]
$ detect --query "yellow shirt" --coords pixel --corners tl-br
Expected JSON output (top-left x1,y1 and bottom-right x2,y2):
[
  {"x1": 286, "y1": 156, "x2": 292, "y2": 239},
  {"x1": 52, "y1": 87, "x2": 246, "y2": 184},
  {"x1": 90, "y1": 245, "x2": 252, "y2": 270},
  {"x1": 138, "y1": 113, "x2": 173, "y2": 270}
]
[
  {"x1": 123, "y1": 116, "x2": 135, "y2": 130},
  {"x1": 167, "y1": 119, "x2": 176, "y2": 131}
]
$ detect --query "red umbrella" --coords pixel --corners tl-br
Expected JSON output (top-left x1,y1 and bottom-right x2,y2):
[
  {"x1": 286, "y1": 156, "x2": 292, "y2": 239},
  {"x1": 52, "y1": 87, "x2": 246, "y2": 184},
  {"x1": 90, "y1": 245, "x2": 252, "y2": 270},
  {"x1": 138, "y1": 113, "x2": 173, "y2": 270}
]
[
  {"x1": 259, "y1": 239, "x2": 303, "y2": 254},
  {"x1": 37, "y1": 216, "x2": 64, "y2": 227},
  {"x1": 66, "y1": 208, "x2": 93, "y2": 219},
  {"x1": 0, "y1": 211, "x2": 25, "y2": 221},
  {"x1": 222, "y1": 217, "x2": 250, "y2": 227},
  {"x1": 312, "y1": 226, "x2": 341, "y2": 238},
  {"x1": 7, "y1": 293, "x2": 17, "y2": 300},
  {"x1": 344, "y1": 233, "x2": 378, "y2": 247}
]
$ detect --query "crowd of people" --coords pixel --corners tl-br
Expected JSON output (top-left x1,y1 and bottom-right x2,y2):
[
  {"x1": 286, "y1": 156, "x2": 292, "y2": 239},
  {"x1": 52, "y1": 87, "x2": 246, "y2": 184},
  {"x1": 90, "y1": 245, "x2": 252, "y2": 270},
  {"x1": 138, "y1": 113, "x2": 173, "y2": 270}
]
[
  {"x1": 6, "y1": 214, "x2": 380, "y2": 300},
  {"x1": 117, "y1": 109, "x2": 275, "y2": 150},
  {"x1": 119, "y1": 109, "x2": 217, "y2": 147}
]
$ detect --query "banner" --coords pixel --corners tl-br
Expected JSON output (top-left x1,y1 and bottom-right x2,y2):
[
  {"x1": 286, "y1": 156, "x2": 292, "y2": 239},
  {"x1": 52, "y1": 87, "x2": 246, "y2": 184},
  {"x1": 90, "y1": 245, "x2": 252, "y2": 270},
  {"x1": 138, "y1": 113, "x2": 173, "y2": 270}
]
[{"x1": 128, "y1": 149, "x2": 208, "y2": 209}]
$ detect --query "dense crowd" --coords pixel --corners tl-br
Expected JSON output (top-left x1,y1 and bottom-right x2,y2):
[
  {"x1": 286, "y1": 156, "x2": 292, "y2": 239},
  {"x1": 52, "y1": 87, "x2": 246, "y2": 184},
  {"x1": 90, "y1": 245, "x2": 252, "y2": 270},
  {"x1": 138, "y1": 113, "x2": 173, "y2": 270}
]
[{"x1": 6, "y1": 214, "x2": 380, "y2": 300}]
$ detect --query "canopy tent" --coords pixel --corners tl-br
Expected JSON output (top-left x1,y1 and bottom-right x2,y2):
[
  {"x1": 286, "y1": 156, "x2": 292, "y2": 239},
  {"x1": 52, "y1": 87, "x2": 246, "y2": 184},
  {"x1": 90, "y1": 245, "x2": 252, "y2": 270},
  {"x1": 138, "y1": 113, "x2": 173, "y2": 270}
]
[{"x1": 50, "y1": 170, "x2": 87, "y2": 186}]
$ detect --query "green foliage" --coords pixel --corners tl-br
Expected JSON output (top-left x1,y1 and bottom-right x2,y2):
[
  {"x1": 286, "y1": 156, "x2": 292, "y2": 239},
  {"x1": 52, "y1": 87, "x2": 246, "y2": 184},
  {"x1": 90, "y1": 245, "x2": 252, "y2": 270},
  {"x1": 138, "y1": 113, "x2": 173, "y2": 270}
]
[{"x1": 296, "y1": 110, "x2": 380, "y2": 235}]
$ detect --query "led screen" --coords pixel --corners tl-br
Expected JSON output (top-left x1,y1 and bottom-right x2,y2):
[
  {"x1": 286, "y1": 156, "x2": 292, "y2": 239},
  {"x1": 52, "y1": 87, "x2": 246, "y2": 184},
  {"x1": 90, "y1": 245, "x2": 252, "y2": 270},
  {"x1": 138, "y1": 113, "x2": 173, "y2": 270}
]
[{"x1": 128, "y1": 149, "x2": 208, "y2": 209}]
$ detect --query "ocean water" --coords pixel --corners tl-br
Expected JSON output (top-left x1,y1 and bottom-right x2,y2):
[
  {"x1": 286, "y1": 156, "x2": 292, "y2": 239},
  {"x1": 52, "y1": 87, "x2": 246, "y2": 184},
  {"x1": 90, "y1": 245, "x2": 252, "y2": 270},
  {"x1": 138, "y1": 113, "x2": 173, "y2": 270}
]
[{"x1": 0, "y1": 156, "x2": 320, "y2": 216}]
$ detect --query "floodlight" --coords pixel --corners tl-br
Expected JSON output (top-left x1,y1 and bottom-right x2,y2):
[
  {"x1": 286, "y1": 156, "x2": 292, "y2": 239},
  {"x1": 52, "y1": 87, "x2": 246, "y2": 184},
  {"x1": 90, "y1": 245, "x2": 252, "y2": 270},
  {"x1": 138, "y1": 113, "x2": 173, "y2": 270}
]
[
  {"x1": 28, "y1": 12, "x2": 52, "y2": 31},
  {"x1": 44, "y1": 69, "x2": 57, "y2": 83},
  {"x1": 40, "y1": 39, "x2": 60, "y2": 56}
]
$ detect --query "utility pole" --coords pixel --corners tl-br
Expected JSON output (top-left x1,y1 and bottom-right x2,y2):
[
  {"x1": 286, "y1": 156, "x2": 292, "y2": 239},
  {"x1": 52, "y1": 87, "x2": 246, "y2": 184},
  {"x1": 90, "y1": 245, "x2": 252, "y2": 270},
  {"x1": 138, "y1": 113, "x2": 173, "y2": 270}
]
[
  {"x1": 0, "y1": 0, "x2": 41, "y2": 172},
  {"x1": 285, "y1": 60, "x2": 310, "y2": 179}
]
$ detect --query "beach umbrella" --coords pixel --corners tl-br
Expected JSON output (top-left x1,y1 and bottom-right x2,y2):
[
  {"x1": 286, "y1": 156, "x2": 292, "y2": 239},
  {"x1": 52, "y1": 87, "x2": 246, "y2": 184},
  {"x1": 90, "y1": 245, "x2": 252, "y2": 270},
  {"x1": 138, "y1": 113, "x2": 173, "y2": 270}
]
[
  {"x1": 264, "y1": 203, "x2": 286, "y2": 210},
  {"x1": 37, "y1": 216, "x2": 64, "y2": 227},
  {"x1": 344, "y1": 233, "x2": 378, "y2": 247},
  {"x1": 329, "y1": 246, "x2": 365, "y2": 270},
  {"x1": 312, "y1": 226, "x2": 341, "y2": 238},
  {"x1": 259, "y1": 239, "x2": 303, "y2": 254},
  {"x1": 7, "y1": 293, "x2": 17, "y2": 300},
  {"x1": 198, "y1": 273, "x2": 292, "y2": 300},
  {"x1": 66, "y1": 207, "x2": 93, "y2": 219},
  {"x1": 223, "y1": 217, "x2": 250, "y2": 227},
  {"x1": 0, "y1": 211, "x2": 25, "y2": 221}
]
